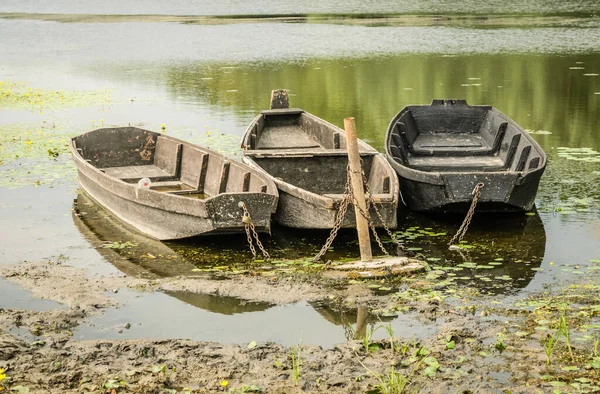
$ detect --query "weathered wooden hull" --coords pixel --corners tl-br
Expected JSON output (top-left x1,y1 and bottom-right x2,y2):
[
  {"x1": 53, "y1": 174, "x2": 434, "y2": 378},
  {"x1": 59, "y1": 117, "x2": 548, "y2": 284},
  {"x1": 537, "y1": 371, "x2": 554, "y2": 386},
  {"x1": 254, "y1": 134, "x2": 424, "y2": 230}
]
[
  {"x1": 395, "y1": 170, "x2": 544, "y2": 212},
  {"x1": 71, "y1": 127, "x2": 278, "y2": 240},
  {"x1": 385, "y1": 100, "x2": 546, "y2": 213},
  {"x1": 244, "y1": 157, "x2": 398, "y2": 229},
  {"x1": 242, "y1": 102, "x2": 398, "y2": 230}
]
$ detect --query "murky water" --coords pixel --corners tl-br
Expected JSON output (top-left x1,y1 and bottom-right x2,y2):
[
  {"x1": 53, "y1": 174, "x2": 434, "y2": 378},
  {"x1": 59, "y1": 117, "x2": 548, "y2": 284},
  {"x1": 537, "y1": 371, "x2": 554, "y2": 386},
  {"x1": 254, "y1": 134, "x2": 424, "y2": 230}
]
[
  {"x1": 1, "y1": 8, "x2": 599, "y2": 345},
  {"x1": 74, "y1": 290, "x2": 436, "y2": 348}
]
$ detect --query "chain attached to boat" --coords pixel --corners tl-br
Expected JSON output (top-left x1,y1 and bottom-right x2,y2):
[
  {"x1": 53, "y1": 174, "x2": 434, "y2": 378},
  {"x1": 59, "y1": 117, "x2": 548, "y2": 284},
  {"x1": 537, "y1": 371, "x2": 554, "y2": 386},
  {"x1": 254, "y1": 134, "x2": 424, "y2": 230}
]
[
  {"x1": 312, "y1": 175, "x2": 353, "y2": 262},
  {"x1": 239, "y1": 201, "x2": 270, "y2": 260},
  {"x1": 313, "y1": 164, "x2": 403, "y2": 262},
  {"x1": 360, "y1": 168, "x2": 404, "y2": 255},
  {"x1": 447, "y1": 182, "x2": 485, "y2": 247}
]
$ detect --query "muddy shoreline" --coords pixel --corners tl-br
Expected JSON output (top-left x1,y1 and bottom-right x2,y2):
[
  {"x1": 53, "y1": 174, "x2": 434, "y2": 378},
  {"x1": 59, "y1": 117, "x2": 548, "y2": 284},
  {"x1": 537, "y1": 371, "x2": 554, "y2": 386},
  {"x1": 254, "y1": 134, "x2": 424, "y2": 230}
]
[{"x1": 2, "y1": 258, "x2": 599, "y2": 393}]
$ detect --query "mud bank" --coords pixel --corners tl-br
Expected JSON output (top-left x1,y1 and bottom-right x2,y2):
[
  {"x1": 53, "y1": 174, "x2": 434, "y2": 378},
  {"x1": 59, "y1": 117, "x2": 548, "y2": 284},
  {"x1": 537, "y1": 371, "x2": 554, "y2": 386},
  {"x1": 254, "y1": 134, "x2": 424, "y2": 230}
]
[{"x1": 2, "y1": 258, "x2": 600, "y2": 393}]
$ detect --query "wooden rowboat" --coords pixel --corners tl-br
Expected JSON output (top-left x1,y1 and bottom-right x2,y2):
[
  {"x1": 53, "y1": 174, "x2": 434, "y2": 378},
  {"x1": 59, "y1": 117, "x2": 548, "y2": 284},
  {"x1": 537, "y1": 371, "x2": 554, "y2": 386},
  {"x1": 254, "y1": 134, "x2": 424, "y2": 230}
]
[
  {"x1": 241, "y1": 90, "x2": 399, "y2": 229},
  {"x1": 385, "y1": 99, "x2": 547, "y2": 212},
  {"x1": 70, "y1": 127, "x2": 278, "y2": 240}
]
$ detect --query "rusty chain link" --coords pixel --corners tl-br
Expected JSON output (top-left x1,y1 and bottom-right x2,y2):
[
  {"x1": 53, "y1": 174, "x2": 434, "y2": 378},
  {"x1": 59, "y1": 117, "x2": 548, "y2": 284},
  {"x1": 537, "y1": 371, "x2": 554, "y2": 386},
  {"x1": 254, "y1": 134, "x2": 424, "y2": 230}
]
[
  {"x1": 313, "y1": 164, "x2": 403, "y2": 262},
  {"x1": 312, "y1": 174, "x2": 353, "y2": 262},
  {"x1": 447, "y1": 182, "x2": 485, "y2": 246},
  {"x1": 239, "y1": 201, "x2": 270, "y2": 260},
  {"x1": 360, "y1": 169, "x2": 404, "y2": 254}
]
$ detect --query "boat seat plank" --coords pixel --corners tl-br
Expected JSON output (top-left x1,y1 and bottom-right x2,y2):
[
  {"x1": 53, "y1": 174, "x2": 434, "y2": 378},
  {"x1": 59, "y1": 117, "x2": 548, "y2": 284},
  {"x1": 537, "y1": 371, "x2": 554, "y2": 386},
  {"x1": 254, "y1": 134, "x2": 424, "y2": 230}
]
[
  {"x1": 411, "y1": 133, "x2": 491, "y2": 154},
  {"x1": 245, "y1": 149, "x2": 375, "y2": 158},
  {"x1": 102, "y1": 165, "x2": 171, "y2": 179},
  {"x1": 408, "y1": 155, "x2": 505, "y2": 172},
  {"x1": 257, "y1": 126, "x2": 322, "y2": 149},
  {"x1": 149, "y1": 180, "x2": 196, "y2": 192}
]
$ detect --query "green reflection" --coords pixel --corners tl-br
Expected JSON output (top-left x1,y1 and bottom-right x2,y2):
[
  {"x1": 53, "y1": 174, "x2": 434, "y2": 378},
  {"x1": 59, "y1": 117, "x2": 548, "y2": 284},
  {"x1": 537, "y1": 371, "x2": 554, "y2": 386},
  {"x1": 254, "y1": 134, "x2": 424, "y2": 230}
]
[{"x1": 163, "y1": 53, "x2": 600, "y2": 151}]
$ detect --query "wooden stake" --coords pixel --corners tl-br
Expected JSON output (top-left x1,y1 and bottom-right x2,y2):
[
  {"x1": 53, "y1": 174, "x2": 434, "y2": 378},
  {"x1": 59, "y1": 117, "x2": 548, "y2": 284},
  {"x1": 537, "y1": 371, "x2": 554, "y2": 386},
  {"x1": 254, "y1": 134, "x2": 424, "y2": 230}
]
[{"x1": 344, "y1": 117, "x2": 372, "y2": 262}]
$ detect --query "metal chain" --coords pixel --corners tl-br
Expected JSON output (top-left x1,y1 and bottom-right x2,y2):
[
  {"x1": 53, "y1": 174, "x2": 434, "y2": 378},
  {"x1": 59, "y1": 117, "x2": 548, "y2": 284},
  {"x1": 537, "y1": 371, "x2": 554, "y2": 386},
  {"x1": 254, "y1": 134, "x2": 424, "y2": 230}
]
[
  {"x1": 348, "y1": 174, "x2": 389, "y2": 256},
  {"x1": 312, "y1": 177, "x2": 353, "y2": 262},
  {"x1": 239, "y1": 202, "x2": 270, "y2": 260},
  {"x1": 313, "y1": 163, "x2": 404, "y2": 261},
  {"x1": 447, "y1": 182, "x2": 485, "y2": 246},
  {"x1": 360, "y1": 169, "x2": 404, "y2": 254}
]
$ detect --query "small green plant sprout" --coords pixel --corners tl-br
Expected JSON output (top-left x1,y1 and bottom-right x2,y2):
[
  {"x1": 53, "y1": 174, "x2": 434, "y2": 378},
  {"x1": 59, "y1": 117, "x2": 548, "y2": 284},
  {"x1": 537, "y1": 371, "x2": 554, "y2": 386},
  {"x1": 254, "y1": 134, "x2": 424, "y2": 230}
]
[
  {"x1": 593, "y1": 333, "x2": 599, "y2": 357},
  {"x1": 290, "y1": 340, "x2": 303, "y2": 386},
  {"x1": 445, "y1": 334, "x2": 456, "y2": 350},
  {"x1": 361, "y1": 324, "x2": 383, "y2": 354},
  {"x1": 382, "y1": 322, "x2": 399, "y2": 353},
  {"x1": 372, "y1": 367, "x2": 411, "y2": 394},
  {"x1": 359, "y1": 358, "x2": 416, "y2": 394},
  {"x1": 542, "y1": 330, "x2": 561, "y2": 365},
  {"x1": 558, "y1": 308, "x2": 575, "y2": 362},
  {"x1": 494, "y1": 332, "x2": 507, "y2": 354}
]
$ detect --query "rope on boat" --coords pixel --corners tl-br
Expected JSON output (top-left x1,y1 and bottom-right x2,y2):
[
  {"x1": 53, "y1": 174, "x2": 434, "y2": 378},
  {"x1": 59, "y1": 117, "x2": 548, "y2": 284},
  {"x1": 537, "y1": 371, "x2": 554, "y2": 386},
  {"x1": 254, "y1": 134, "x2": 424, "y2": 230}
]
[
  {"x1": 447, "y1": 182, "x2": 485, "y2": 247},
  {"x1": 312, "y1": 164, "x2": 403, "y2": 262},
  {"x1": 239, "y1": 201, "x2": 270, "y2": 260}
]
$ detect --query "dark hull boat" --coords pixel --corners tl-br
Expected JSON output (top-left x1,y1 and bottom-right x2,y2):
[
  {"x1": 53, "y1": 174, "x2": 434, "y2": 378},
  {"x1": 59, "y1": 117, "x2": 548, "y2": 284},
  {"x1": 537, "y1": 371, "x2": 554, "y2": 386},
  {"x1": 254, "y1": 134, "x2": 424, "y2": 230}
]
[
  {"x1": 70, "y1": 127, "x2": 278, "y2": 240},
  {"x1": 241, "y1": 91, "x2": 399, "y2": 229},
  {"x1": 385, "y1": 100, "x2": 546, "y2": 212}
]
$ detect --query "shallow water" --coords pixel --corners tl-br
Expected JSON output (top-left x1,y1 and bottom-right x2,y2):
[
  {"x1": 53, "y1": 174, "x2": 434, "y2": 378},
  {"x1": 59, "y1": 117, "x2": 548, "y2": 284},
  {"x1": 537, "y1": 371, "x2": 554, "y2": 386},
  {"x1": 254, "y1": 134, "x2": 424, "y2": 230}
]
[
  {"x1": 74, "y1": 290, "x2": 436, "y2": 348},
  {"x1": 1, "y1": 9, "x2": 599, "y2": 345}
]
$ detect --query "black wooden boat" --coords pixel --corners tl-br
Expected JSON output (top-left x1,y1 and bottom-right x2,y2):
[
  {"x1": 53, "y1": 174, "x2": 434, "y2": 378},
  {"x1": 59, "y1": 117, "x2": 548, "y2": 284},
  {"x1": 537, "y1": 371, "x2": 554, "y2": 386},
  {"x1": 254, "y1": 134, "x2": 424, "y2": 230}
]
[
  {"x1": 385, "y1": 100, "x2": 546, "y2": 212},
  {"x1": 70, "y1": 127, "x2": 278, "y2": 240},
  {"x1": 242, "y1": 90, "x2": 399, "y2": 229}
]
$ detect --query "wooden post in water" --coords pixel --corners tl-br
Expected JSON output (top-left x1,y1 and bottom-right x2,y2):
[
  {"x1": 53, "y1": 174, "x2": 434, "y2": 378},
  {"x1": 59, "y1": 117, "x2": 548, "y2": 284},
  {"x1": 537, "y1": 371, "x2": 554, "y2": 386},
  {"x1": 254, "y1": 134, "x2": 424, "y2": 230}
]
[{"x1": 344, "y1": 117, "x2": 372, "y2": 262}]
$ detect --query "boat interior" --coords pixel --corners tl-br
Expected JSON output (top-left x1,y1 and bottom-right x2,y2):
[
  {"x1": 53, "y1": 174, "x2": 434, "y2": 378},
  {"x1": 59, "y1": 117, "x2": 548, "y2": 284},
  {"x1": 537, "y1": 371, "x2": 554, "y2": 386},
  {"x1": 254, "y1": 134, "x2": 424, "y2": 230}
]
[
  {"x1": 243, "y1": 110, "x2": 392, "y2": 198},
  {"x1": 251, "y1": 154, "x2": 393, "y2": 198},
  {"x1": 73, "y1": 128, "x2": 270, "y2": 198},
  {"x1": 244, "y1": 110, "x2": 350, "y2": 151},
  {"x1": 388, "y1": 100, "x2": 545, "y2": 173}
]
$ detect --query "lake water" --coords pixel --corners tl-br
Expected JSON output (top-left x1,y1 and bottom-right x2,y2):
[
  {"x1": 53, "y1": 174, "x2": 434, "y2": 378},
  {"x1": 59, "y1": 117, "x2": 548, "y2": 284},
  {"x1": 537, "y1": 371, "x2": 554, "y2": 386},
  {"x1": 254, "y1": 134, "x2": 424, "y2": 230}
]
[{"x1": 0, "y1": 5, "x2": 599, "y2": 345}]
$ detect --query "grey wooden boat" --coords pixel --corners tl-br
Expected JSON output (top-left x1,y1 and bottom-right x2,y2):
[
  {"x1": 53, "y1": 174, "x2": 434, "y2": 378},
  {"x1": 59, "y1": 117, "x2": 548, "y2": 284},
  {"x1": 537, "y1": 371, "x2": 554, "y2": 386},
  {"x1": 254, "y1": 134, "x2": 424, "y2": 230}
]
[
  {"x1": 241, "y1": 91, "x2": 398, "y2": 229},
  {"x1": 70, "y1": 127, "x2": 278, "y2": 240},
  {"x1": 385, "y1": 99, "x2": 547, "y2": 212}
]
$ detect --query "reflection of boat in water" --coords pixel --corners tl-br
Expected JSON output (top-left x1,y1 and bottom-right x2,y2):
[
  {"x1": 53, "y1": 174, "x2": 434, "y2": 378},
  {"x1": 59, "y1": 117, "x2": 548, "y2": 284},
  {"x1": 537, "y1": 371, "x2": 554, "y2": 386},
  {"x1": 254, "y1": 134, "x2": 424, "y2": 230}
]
[
  {"x1": 73, "y1": 192, "x2": 274, "y2": 315},
  {"x1": 70, "y1": 127, "x2": 278, "y2": 240},
  {"x1": 398, "y1": 207, "x2": 547, "y2": 293},
  {"x1": 73, "y1": 191, "x2": 199, "y2": 278},
  {"x1": 164, "y1": 290, "x2": 272, "y2": 315}
]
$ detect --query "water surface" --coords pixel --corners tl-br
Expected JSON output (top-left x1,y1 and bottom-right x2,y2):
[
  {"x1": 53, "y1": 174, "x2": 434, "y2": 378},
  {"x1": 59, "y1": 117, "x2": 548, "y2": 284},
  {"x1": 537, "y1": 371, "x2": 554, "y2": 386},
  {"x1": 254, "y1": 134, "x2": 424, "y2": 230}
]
[{"x1": 1, "y1": 9, "x2": 599, "y2": 345}]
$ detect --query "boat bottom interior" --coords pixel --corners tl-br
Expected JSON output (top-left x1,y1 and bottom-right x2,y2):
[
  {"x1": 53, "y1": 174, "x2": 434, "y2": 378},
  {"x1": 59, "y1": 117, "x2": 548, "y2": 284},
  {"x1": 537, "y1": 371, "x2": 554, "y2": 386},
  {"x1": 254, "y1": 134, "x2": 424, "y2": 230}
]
[
  {"x1": 251, "y1": 154, "x2": 392, "y2": 197},
  {"x1": 389, "y1": 109, "x2": 543, "y2": 173},
  {"x1": 247, "y1": 111, "x2": 346, "y2": 151}
]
